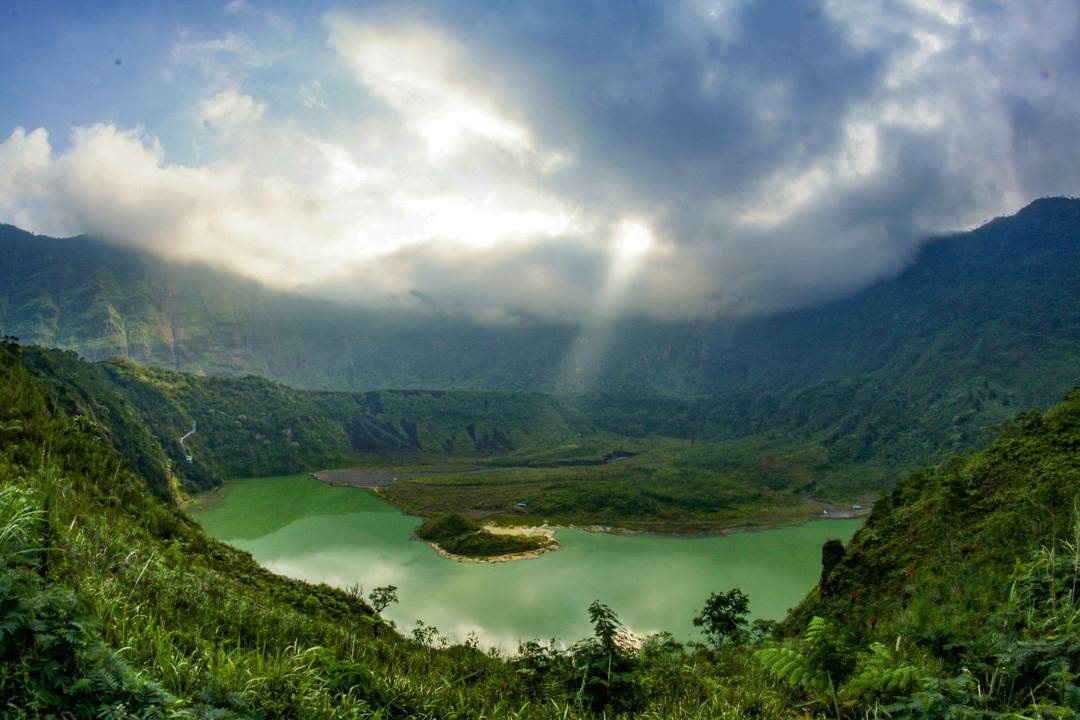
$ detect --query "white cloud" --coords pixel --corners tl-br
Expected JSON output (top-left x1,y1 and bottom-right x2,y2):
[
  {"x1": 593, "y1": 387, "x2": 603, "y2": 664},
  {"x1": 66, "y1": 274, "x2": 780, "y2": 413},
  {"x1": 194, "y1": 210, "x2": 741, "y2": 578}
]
[
  {"x1": 0, "y1": 128, "x2": 53, "y2": 231},
  {"x1": 199, "y1": 88, "x2": 266, "y2": 134},
  {"x1": 172, "y1": 31, "x2": 263, "y2": 66},
  {"x1": 298, "y1": 80, "x2": 328, "y2": 109},
  {"x1": 328, "y1": 19, "x2": 563, "y2": 167},
  {"x1": 0, "y1": 96, "x2": 606, "y2": 320}
]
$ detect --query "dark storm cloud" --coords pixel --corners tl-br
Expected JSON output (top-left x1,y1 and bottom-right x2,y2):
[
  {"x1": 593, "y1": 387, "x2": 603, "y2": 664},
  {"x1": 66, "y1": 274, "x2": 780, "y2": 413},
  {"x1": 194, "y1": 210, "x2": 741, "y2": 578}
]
[
  {"x1": 332, "y1": 0, "x2": 1080, "y2": 316},
  {"x1": 3, "y1": 0, "x2": 1079, "y2": 320}
]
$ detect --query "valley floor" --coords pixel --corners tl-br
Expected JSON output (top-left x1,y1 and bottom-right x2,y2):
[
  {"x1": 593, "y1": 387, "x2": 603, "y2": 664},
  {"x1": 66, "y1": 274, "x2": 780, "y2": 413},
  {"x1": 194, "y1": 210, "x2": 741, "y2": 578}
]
[{"x1": 306, "y1": 450, "x2": 874, "y2": 536}]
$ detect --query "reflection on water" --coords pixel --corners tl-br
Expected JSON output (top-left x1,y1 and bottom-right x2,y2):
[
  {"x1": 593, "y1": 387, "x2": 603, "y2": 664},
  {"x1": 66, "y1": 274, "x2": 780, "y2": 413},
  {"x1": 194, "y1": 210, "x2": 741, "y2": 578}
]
[{"x1": 194, "y1": 474, "x2": 861, "y2": 650}]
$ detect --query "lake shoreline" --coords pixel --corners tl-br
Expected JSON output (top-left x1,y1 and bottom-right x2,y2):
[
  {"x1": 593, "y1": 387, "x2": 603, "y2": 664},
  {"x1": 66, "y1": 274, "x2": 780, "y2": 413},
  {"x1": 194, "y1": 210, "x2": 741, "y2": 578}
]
[
  {"x1": 424, "y1": 510, "x2": 870, "y2": 564},
  {"x1": 560, "y1": 511, "x2": 870, "y2": 540},
  {"x1": 306, "y1": 468, "x2": 872, "y2": 540},
  {"x1": 192, "y1": 474, "x2": 864, "y2": 648}
]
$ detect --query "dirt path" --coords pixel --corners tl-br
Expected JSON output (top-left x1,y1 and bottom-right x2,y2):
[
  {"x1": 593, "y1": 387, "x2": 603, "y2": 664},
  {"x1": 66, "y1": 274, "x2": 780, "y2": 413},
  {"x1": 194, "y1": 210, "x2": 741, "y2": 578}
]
[
  {"x1": 311, "y1": 466, "x2": 499, "y2": 489},
  {"x1": 809, "y1": 496, "x2": 873, "y2": 519}
]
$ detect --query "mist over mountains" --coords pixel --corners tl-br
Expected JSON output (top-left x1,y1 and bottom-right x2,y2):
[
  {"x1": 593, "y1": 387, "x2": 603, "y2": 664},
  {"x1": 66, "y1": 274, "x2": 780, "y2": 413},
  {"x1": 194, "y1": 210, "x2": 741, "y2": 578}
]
[
  {"x1": 2, "y1": 196, "x2": 1077, "y2": 400},
  {"x1": 3, "y1": 196, "x2": 1077, "y2": 496}
]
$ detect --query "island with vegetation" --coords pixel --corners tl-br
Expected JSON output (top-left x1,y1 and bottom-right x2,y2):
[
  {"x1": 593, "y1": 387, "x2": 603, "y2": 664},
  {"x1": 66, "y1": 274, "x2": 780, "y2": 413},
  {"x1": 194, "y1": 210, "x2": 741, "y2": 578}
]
[{"x1": 415, "y1": 512, "x2": 558, "y2": 561}]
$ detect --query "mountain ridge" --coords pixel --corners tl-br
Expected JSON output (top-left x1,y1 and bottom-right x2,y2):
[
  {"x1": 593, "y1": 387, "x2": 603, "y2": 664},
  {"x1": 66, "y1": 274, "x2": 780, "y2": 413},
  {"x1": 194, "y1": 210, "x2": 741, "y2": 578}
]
[{"x1": 2, "y1": 196, "x2": 1077, "y2": 398}]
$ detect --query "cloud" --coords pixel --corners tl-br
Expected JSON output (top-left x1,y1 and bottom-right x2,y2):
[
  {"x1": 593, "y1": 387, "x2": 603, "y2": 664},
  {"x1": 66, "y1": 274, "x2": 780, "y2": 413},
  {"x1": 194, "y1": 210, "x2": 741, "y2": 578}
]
[
  {"x1": 199, "y1": 87, "x2": 266, "y2": 133},
  {"x1": 171, "y1": 31, "x2": 264, "y2": 68},
  {"x1": 0, "y1": 128, "x2": 52, "y2": 231},
  {"x1": 414, "y1": 0, "x2": 1080, "y2": 314},
  {"x1": 2, "y1": 1, "x2": 1079, "y2": 323}
]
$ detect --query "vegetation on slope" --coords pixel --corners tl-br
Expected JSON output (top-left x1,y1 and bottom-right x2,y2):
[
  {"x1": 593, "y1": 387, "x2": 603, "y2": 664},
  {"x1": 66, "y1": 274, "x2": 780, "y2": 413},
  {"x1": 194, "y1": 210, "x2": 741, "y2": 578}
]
[
  {"x1": 14, "y1": 345, "x2": 591, "y2": 498},
  {"x1": 0, "y1": 222, "x2": 577, "y2": 391},
  {"x1": 14, "y1": 337, "x2": 1075, "y2": 532},
  {"x1": 761, "y1": 387, "x2": 1080, "y2": 717},
  {"x1": 414, "y1": 512, "x2": 481, "y2": 542},
  {"x1": 3, "y1": 198, "x2": 1078, "y2": 497},
  {"x1": 1, "y1": 338, "x2": 1079, "y2": 717},
  {"x1": 8, "y1": 344, "x2": 840, "y2": 529},
  {"x1": 4, "y1": 198, "x2": 1077, "y2": 403}
]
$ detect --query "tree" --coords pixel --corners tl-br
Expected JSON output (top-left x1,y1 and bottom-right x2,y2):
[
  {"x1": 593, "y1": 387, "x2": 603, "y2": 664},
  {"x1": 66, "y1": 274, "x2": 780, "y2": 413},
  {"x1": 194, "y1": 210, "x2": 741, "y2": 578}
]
[
  {"x1": 819, "y1": 538, "x2": 846, "y2": 598},
  {"x1": 573, "y1": 601, "x2": 641, "y2": 713},
  {"x1": 693, "y1": 588, "x2": 750, "y2": 647},
  {"x1": 588, "y1": 600, "x2": 623, "y2": 657},
  {"x1": 368, "y1": 585, "x2": 398, "y2": 638},
  {"x1": 368, "y1": 585, "x2": 398, "y2": 613}
]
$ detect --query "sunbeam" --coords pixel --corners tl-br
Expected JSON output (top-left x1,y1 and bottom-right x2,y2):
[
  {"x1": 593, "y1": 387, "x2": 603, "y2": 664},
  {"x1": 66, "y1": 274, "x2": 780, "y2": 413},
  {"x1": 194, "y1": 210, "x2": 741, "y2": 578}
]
[{"x1": 556, "y1": 218, "x2": 656, "y2": 391}]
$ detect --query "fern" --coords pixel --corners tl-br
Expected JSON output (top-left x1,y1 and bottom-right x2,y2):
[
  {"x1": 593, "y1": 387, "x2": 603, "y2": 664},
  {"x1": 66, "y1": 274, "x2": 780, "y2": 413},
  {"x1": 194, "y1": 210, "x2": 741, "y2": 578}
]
[
  {"x1": 755, "y1": 614, "x2": 862, "y2": 714},
  {"x1": 804, "y1": 615, "x2": 829, "y2": 644},
  {"x1": 754, "y1": 616, "x2": 838, "y2": 695},
  {"x1": 756, "y1": 646, "x2": 829, "y2": 693},
  {"x1": 846, "y1": 642, "x2": 925, "y2": 697}
]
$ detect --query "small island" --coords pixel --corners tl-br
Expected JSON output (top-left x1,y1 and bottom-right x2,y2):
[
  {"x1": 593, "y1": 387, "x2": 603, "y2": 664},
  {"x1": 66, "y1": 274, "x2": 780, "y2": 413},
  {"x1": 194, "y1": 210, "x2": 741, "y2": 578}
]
[{"x1": 415, "y1": 513, "x2": 558, "y2": 563}]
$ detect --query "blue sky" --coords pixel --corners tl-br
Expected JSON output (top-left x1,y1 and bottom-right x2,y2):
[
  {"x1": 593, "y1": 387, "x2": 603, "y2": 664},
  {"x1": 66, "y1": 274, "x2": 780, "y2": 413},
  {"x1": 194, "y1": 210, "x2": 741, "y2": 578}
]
[{"x1": 2, "y1": 0, "x2": 1079, "y2": 323}]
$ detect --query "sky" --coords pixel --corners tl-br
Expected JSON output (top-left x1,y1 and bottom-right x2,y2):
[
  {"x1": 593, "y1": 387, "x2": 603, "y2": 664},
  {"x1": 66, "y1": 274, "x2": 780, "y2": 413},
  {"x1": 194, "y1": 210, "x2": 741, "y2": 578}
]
[{"x1": 1, "y1": 0, "x2": 1078, "y2": 325}]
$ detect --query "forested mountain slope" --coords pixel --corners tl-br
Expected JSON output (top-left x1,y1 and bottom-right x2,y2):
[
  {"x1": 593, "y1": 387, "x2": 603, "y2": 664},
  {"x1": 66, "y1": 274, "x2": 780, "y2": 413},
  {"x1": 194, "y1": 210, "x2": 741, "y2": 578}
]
[
  {"x1": 2, "y1": 197, "x2": 1077, "y2": 401},
  {"x1": 13, "y1": 345, "x2": 591, "y2": 499},
  {"x1": 0, "y1": 221, "x2": 575, "y2": 391},
  {"x1": 2, "y1": 198, "x2": 1076, "y2": 502},
  {"x1": 10, "y1": 333, "x2": 1078, "y2": 508}
]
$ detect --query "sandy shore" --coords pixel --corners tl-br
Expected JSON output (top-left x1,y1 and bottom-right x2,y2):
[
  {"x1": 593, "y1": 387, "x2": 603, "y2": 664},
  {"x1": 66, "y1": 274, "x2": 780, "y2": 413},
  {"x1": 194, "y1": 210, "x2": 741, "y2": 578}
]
[{"x1": 428, "y1": 524, "x2": 560, "y2": 564}]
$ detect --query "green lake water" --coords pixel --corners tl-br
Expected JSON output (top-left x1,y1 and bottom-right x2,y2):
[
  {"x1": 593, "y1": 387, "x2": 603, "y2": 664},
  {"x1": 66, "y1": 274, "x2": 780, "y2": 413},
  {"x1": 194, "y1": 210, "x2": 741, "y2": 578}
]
[{"x1": 193, "y1": 474, "x2": 861, "y2": 650}]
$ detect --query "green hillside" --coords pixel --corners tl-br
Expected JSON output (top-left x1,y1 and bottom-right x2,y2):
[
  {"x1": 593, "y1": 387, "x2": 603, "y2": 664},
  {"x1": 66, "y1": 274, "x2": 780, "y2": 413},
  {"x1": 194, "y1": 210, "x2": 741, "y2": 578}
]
[
  {"x1": 2, "y1": 198, "x2": 1077, "y2": 405},
  {"x1": 2, "y1": 341, "x2": 1077, "y2": 718},
  {"x1": 7, "y1": 338, "x2": 1075, "y2": 530},
  {"x1": 9, "y1": 344, "x2": 820, "y2": 530},
  {"x1": 762, "y1": 387, "x2": 1080, "y2": 717},
  {"x1": 13, "y1": 345, "x2": 591, "y2": 499},
  {"x1": 3, "y1": 198, "x2": 1077, "y2": 503},
  {"x1": 0, "y1": 222, "x2": 575, "y2": 391}
]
